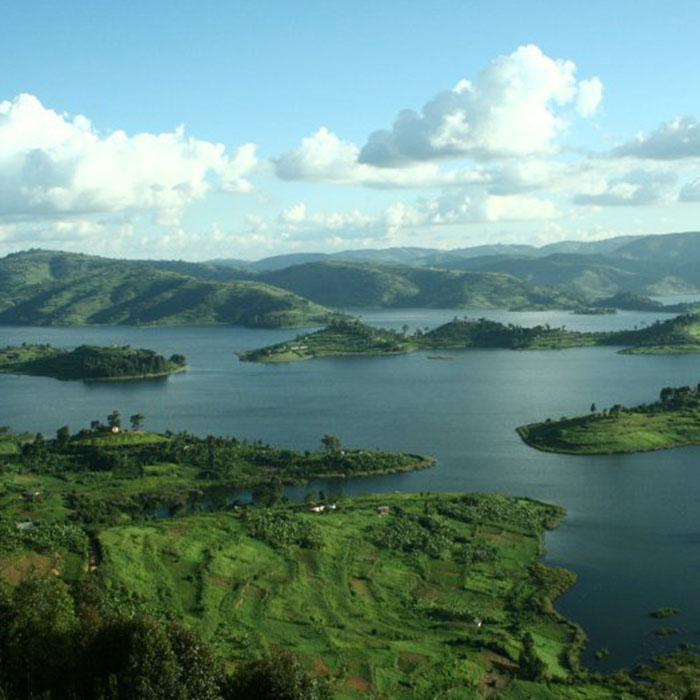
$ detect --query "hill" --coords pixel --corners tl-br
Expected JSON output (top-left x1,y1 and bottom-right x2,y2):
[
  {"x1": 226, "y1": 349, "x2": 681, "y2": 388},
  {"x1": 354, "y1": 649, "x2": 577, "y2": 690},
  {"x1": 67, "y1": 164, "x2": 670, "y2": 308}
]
[
  {"x1": 0, "y1": 344, "x2": 187, "y2": 381},
  {"x1": 258, "y1": 261, "x2": 583, "y2": 310},
  {"x1": 240, "y1": 314, "x2": 700, "y2": 362},
  {"x1": 518, "y1": 382, "x2": 700, "y2": 455},
  {"x1": 0, "y1": 250, "x2": 335, "y2": 328}
]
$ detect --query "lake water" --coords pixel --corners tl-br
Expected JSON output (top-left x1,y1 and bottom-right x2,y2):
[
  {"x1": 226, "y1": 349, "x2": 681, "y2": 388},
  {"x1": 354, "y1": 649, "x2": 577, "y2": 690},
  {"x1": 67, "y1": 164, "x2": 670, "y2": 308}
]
[{"x1": 1, "y1": 306, "x2": 699, "y2": 670}]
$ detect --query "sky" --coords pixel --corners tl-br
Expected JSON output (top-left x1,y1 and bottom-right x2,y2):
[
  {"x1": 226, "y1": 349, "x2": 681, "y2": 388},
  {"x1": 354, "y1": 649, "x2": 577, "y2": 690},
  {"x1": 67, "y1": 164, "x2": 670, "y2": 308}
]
[{"x1": 2, "y1": 0, "x2": 700, "y2": 261}]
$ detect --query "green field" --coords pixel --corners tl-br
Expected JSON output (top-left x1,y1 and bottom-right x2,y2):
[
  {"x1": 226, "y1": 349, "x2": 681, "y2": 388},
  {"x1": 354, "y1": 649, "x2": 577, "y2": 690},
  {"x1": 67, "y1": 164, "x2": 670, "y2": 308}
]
[
  {"x1": 518, "y1": 383, "x2": 700, "y2": 454},
  {"x1": 96, "y1": 493, "x2": 597, "y2": 699}
]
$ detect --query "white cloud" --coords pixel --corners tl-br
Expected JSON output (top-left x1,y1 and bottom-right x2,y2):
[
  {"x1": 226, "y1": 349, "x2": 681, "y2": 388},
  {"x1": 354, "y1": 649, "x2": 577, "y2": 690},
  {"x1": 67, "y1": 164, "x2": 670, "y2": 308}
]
[
  {"x1": 679, "y1": 177, "x2": 700, "y2": 202},
  {"x1": 359, "y1": 44, "x2": 602, "y2": 165},
  {"x1": 274, "y1": 127, "x2": 488, "y2": 188},
  {"x1": 0, "y1": 93, "x2": 257, "y2": 224},
  {"x1": 269, "y1": 190, "x2": 558, "y2": 246},
  {"x1": 574, "y1": 169, "x2": 676, "y2": 206},
  {"x1": 613, "y1": 117, "x2": 700, "y2": 159}
]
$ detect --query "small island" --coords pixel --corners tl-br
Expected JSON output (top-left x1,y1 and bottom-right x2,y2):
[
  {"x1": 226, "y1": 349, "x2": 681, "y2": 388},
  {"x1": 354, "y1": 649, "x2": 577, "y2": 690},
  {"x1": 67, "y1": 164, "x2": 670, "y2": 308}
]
[
  {"x1": 0, "y1": 344, "x2": 188, "y2": 381},
  {"x1": 238, "y1": 314, "x2": 700, "y2": 363},
  {"x1": 517, "y1": 382, "x2": 700, "y2": 455}
]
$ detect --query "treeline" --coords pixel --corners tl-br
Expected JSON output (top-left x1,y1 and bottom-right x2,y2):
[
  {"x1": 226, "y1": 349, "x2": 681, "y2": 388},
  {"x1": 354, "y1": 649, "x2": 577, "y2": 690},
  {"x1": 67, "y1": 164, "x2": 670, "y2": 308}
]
[
  {"x1": 0, "y1": 344, "x2": 187, "y2": 380},
  {"x1": 0, "y1": 575, "x2": 330, "y2": 700},
  {"x1": 420, "y1": 317, "x2": 598, "y2": 349}
]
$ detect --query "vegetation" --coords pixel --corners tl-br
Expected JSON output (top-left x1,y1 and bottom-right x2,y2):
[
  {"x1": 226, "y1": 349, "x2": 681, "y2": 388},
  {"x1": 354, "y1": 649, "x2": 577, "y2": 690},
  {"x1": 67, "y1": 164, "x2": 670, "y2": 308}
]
[
  {"x1": 257, "y1": 260, "x2": 585, "y2": 310},
  {"x1": 0, "y1": 249, "x2": 336, "y2": 328},
  {"x1": 240, "y1": 314, "x2": 700, "y2": 363},
  {"x1": 0, "y1": 420, "x2": 434, "y2": 527},
  {"x1": 3, "y1": 418, "x2": 700, "y2": 697},
  {"x1": 650, "y1": 607, "x2": 680, "y2": 619},
  {"x1": 0, "y1": 343, "x2": 187, "y2": 380},
  {"x1": 518, "y1": 381, "x2": 700, "y2": 454},
  {"x1": 238, "y1": 319, "x2": 415, "y2": 362}
]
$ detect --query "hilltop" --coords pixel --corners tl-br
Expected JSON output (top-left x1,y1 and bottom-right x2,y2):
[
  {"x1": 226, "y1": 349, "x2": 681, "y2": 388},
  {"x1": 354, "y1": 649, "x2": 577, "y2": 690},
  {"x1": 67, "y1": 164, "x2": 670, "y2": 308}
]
[
  {"x1": 0, "y1": 344, "x2": 187, "y2": 381},
  {"x1": 239, "y1": 314, "x2": 700, "y2": 363},
  {"x1": 518, "y1": 382, "x2": 700, "y2": 455},
  {"x1": 0, "y1": 250, "x2": 335, "y2": 328}
]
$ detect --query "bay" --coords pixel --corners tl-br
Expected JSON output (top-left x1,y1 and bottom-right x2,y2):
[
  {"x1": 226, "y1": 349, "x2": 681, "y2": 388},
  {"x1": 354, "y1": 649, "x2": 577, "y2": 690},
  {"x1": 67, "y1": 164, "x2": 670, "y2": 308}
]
[{"x1": 1, "y1": 306, "x2": 698, "y2": 670}]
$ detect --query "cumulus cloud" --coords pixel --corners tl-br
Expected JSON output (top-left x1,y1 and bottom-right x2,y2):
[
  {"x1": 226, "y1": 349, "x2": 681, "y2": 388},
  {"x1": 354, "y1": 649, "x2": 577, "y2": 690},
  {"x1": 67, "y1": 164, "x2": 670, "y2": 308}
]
[
  {"x1": 613, "y1": 117, "x2": 700, "y2": 160},
  {"x1": 0, "y1": 93, "x2": 257, "y2": 224},
  {"x1": 274, "y1": 127, "x2": 489, "y2": 188},
  {"x1": 272, "y1": 189, "x2": 558, "y2": 246},
  {"x1": 574, "y1": 169, "x2": 676, "y2": 206},
  {"x1": 358, "y1": 44, "x2": 602, "y2": 166}
]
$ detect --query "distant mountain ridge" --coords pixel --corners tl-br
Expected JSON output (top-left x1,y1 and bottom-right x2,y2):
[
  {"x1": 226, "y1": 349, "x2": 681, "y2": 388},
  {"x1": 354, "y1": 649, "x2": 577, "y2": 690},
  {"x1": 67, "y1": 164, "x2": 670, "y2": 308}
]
[{"x1": 4, "y1": 231, "x2": 700, "y2": 327}]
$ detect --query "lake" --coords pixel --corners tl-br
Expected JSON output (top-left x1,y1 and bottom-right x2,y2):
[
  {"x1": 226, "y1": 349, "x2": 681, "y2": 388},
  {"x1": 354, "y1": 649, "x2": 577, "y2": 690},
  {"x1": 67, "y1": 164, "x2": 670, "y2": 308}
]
[{"x1": 1, "y1": 306, "x2": 699, "y2": 670}]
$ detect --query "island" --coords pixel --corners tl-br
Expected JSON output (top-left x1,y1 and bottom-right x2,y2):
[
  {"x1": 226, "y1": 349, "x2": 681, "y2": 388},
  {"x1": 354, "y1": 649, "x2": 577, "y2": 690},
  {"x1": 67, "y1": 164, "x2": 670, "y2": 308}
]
[
  {"x1": 2, "y1": 421, "x2": 700, "y2": 698},
  {"x1": 517, "y1": 382, "x2": 700, "y2": 454},
  {"x1": 238, "y1": 314, "x2": 700, "y2": 363},
  {"x1": 0, "y1": 343, "x2": 188, "y2": 381}
]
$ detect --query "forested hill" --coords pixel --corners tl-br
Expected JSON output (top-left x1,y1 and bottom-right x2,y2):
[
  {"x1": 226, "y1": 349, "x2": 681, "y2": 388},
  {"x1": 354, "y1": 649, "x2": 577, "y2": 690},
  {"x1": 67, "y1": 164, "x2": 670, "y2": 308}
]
[
  {"x1": 0, "y1": 250, "x2": 335, "y2": 328},
  {"x1": 240, "y1": 314, "x2": 700, "y2": 362},
  {"x1": 0, "y1": 344, "x2": 187, "y2": 380},
  {"x1": 257, "y1": 261, "x2": 584, "y2": 309}
]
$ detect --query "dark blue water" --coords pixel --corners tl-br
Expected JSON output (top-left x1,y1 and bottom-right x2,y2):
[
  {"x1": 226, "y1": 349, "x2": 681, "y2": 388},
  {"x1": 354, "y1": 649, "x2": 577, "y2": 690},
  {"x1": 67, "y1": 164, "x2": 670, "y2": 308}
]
[{"x1": 1, "y1": 307, "x2": 699, "y2": 670}]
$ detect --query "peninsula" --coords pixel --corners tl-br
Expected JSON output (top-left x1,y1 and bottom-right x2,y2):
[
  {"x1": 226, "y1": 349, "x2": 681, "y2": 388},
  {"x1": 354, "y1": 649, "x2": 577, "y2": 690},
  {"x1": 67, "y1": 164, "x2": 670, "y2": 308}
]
[
  {"x1": 3, "y1": 421, "x2": 700, "y2": 698},
  {"x1": 517, "y1": 382, "x2": 700, "y2": 454},
  {"x1": 238, "y1": 314, "x2": 700, "y2": 363},
  {"x1": 0, "y1": 344, "x2": 188, "y2": 381}
]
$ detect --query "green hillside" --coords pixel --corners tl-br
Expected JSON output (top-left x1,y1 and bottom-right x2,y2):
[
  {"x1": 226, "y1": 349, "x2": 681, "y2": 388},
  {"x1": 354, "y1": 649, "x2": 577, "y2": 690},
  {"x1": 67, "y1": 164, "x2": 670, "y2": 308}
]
[
  {"x1": 518, "y1": 382, "x2": 700, "y2": 455},
  {"x1": 0, "y1": 250, "x2": 335, "y2": 328},
  {"x1": 0, "y1": 344, "x2": 187, "y2": 381},
  {"x1": 259, "y1": 261, "x2": 583, "y2": 310},
  {"x1": 240, "y1": 314, "x2": 700, "y2": 363}
]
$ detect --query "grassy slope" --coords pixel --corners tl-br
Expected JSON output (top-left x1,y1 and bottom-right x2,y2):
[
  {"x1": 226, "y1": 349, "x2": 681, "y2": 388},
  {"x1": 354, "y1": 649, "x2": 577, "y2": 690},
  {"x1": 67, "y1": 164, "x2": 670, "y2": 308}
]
[
  {"x1": 518, "y1": 381, "x2": 700, "y2": 454},
  {"x1": 238, "y1": 321, "x2": 415, "y2": 362},
  {"x1": 240, "y1": 315, "x2": 700, "y2": 364},
  {"x1": 517, "y1": 411, "x2": 700, "y2": 455},
  {"x1": 98, "y1": 493, "x2": 602, "y2": 700},
  {"x1": 258, "y1": 261, "x2": 584, "y2": 310},
  {"x1": 0, "y1": 250, "x2": 335, "y2": 328}
]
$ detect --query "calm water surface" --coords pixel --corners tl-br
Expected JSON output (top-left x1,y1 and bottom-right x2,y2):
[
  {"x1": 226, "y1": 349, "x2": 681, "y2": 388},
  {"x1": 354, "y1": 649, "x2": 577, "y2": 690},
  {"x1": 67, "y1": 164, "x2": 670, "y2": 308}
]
[{"x1": 1, "y1": 307, "x2": 699, "y2": 670}]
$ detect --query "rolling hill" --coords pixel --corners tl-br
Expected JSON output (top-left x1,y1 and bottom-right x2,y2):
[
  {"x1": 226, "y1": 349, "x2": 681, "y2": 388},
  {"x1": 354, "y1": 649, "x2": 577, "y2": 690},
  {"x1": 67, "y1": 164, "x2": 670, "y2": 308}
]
[{"x1": 0, "y1": 250, "x2": 335, "y2": 328}]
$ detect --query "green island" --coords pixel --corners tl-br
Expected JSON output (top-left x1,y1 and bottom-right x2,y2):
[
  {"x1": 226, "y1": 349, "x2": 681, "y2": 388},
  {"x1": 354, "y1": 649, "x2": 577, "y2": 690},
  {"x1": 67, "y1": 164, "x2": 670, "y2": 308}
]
[
  {"x1": 238, "y1": 314, "x2": 700, "y2": 363},
  {"x1": 2, "y1": 422, "x2": 700, "y2": 699},
  {"x1": 0, "y1": 344, "x2": 188, "y2": 381},
  {"x1": 518, "y1": 382, "x2": 700, "y2": 455}
]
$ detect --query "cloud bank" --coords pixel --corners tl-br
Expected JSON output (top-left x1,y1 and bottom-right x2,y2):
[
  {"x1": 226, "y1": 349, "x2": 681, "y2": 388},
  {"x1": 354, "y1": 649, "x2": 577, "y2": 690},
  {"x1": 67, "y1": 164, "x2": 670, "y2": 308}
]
[{"x1": 0, "y1": 93, "x2": 257, "y2": 225}]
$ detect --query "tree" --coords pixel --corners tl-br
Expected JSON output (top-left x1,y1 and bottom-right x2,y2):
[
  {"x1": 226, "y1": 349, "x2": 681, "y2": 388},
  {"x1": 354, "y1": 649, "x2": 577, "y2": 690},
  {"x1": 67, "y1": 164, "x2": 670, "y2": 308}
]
[
  {"x1": 319, "y1": 434, "x2": 342, "y2": 454},
  {"x1": 90, "y1": 419, "x2": 102, "y2": 433},
  {"x1": 56, "y1": 425, "x2": 70, "y2": 447},
  {"x1": 107, "y1": 410, "x2": 121, "y2": 430},
  {"x1": 590, "y1": 403, "x2": 597, "y2": 413},
  {"x1": 130, "y1": 413, "x2": 145, "y2": 432},
  {"x1": 518, "y1": 632, "x2": 547, "y2": 681},
  {"x1": 223, "y1": 649, "x2": 331, "y2": 700},
  {"x1": 252, "y1": 479, "x2": 285, "y2": 507}
]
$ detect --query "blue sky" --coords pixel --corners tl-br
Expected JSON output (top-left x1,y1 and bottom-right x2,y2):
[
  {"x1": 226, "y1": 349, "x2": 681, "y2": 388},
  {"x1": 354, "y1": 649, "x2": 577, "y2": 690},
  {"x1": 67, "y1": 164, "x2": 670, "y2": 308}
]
[{"x1": 2, "y1": 0, "x2": 700, "y2": 260}]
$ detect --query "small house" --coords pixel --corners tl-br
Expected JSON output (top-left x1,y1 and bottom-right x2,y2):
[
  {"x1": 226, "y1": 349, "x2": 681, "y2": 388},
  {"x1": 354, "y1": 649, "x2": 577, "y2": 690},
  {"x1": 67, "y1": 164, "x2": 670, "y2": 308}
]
[{"x1": 376, "y1": 506, "x2": 390, "y2": 515}]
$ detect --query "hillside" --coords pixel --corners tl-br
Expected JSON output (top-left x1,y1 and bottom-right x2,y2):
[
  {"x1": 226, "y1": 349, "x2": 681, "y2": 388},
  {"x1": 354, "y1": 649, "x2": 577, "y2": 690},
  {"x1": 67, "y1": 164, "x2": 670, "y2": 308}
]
[
  {"x1": 259, "y1": 261, "x2": 583, "y2": 310},
  {"x1": 0, "y1": 250, "x2": 335, "y2": 328},
  {"x1": 240, "y1": 314, "x2": 700, "y2": 362},
  {"x1": 0, "y1": 344, "x2": 187, "y2": 381},
  {"x1": 518, "y1": 382, "x2": 700, "y2": 455}
]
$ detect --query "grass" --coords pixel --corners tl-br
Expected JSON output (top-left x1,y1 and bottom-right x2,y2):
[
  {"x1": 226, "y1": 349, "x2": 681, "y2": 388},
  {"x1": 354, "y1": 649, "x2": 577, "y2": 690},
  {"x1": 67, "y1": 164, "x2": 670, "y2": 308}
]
[
  {"x1": 97, "y1": 493, "x2": 593, "y2": 699},
  {"x1": 518, "y1": 406, "x2": 700, "y2": 455}
]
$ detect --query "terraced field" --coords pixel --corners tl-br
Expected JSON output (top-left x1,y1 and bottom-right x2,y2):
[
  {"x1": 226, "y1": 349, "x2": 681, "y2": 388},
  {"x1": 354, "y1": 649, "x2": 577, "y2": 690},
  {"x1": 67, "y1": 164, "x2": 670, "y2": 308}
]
[{"x1": 98, "y1": 493, "x2": 591, "y2": 699}]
